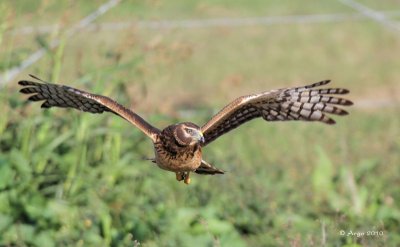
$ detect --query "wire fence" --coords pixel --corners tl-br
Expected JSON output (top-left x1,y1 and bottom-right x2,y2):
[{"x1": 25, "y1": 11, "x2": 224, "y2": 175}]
[
  {"x1": 0, "y1": 0, "x2": 121, "y2": 87},
  {"x1": 339, "y1": 0, "x2": 400, "y2": 33},
  {"x1": 7, "y1": 10, "x2": 400, "y2": 36},
  {"x1": 1, "y1": 0, "x2": 399, "y2": 109}
]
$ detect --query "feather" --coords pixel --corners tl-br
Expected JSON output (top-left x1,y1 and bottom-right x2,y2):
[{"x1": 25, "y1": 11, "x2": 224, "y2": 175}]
[
  {"x1": 201, "y1": 80, "x2": 352, "y2": 146},
  {"x1": 18, "y1": 76, "x2": 160, "y2": 141}
]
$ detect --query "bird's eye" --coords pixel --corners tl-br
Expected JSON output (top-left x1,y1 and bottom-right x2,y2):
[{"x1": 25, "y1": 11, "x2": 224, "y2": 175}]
[{"x1": 186, "y1": 128, "x2": 193, "y2": 134}]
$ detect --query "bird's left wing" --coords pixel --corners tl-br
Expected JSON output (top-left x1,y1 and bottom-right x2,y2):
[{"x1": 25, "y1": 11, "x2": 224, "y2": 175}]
[
  {"x1": 19, "y1": 75, "x2": 160, "y2": 142},
  {"x1": 201, "y1": 80, "x2": 352, "y2": 146}
]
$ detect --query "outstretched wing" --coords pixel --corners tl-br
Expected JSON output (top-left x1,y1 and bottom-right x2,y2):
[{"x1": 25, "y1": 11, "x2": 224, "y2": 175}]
[
  {"x1": 18, "y1": 75, "x2": 160, "y2": 142},
  {"x1": 201, "y1": 80, "x2": 353, "y2": 146}
]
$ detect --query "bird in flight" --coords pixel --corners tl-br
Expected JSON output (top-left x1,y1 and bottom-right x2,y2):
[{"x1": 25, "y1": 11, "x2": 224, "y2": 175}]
[{"x1": 19, "y1": 75, "x2": 352, "y2": 184}]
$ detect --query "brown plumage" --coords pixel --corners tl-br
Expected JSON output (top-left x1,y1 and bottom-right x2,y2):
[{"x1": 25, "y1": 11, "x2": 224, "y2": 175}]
[
  {"x1": 201, "y1": 80, "x2": 352, "y2": 146},
  {"x1": 18, "y1": 75, "x2": 352, "y2": 184}
]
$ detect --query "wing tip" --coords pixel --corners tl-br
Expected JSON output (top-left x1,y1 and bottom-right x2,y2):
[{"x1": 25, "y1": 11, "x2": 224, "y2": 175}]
[
  {"x1": 338, "y1": 109, "x2": 349, "y2": 116},
  {"x1": 29, "y1": 74, "x2": 45, "y2": 82},
  {"x1": 326, "y1": 118, "x2": 336, "y2": 125},
  {"x1": 309, "y1": 79, "x2": 331, "y2": 88},
  {"x1": 40, "y1": 101, "x2": 51, "y2": 108},
  {"x1": 18, "y1": 80, "x2": 34, "y2": 86},
  {"x1": 341, "y1": 88, "x2": 350, "y2": 94},
  {"x1": 18, "y1": 75, "x2": 46, "y2": 87},
  {"x1": 19, "y1": 87, "x2": 29, "y2": 94},
  {"x1": 323, "y1": 79, "x2": 331, "y2": 85},
  {"x1": 20, "y1": 87, "x2": 38, "y2": 95},
  {"x1": 344, "y1": 99, "x2": 353, "y2": 106},
  {"x1": 319, "y1": 114, "x2": 336, "y2": 125},
  {"x1": 28, "y1": 94, "x2": 42, "y2": 102}
]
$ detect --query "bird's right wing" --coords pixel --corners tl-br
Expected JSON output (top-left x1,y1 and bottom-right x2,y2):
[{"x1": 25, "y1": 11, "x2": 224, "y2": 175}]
[{"x1": 19, "y1": 75, "x2": 160, "y2": 142}]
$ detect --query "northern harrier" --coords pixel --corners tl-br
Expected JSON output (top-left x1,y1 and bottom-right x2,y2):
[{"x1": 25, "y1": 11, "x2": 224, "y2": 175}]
[{"x1": 19, "y1": 75, "x2": 352, "y2": 184}]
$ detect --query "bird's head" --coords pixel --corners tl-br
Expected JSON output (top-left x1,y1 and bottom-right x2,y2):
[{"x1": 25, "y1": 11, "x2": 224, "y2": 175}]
[{"x1": 173, "y1": 122, "x2": 205, "y2": 146}]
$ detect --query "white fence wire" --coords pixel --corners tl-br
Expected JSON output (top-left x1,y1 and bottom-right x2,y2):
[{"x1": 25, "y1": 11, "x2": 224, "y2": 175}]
[
  {"x1": 7, "y1": 11, "x2": 400, "y2": 36},
  {"x1": 339, "y1": 0, "x2": 400, "y2": 33},
  {"x1": 1, "y1": 0, "x2": 399, "y2": 110},
  {"x1": 0, "y1": 0, "x2": 121, "y2": 86}
]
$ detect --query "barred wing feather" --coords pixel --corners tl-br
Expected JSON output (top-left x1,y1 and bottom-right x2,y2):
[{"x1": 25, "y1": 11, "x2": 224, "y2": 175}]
[
  {"x1": 19, "y1": 75, "x2": 160, "y2": 142},
  {"x1": 201, "y1": 80, "x2": 352, "y2": 146}
]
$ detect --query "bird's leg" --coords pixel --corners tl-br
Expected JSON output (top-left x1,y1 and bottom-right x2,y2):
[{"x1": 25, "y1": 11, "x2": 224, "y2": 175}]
[
  {"x1": 184, "y1": 172, "x2": 191, "y2": 185},
  {"x1": 175, "y1": 172, "x2": 184, "y2": 181}
]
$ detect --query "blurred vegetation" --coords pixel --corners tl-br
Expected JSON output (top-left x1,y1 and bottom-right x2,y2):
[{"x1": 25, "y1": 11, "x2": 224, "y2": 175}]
[{"x1": 1, "y1": 0, "x2": 400, "y2": 246}]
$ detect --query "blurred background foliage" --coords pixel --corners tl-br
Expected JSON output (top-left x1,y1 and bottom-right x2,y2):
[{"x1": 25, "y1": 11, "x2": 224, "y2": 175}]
[{"x1": 0, "y1": 0, "x2": 399, "y2": 246}]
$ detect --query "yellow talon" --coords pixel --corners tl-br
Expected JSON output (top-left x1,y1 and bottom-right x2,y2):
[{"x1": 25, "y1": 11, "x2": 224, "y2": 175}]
[
  {"x1": 176, "y1": 172, "x2": 184, "y2": 181},
  {"x1": 184, "y1": 172, "x2": 191, "y2": 185}
]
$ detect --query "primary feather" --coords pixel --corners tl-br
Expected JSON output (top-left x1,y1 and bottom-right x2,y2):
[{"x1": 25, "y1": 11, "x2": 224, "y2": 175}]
[{"x1": 201, "y1": 80, "x2": 353, "y2": 146}]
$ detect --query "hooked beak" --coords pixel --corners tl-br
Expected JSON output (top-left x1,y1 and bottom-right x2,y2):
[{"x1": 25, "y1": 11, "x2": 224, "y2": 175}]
[{"x1": 196, "y1": 131, "x2": 205, "y2": 144}]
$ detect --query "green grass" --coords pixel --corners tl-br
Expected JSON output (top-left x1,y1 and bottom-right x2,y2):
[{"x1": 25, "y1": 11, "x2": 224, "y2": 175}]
[
  {"x1": 1, "y1": 1, "x2": 400, "y2": 246},
  {"x1": 99, "y1": 0, "x2": 353, "y2": 20}
]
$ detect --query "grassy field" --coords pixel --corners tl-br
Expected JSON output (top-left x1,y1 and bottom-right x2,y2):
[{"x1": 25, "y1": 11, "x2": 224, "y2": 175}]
[{"x1": 1, "y1": 1, "x2": 400, "y2": 246}]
